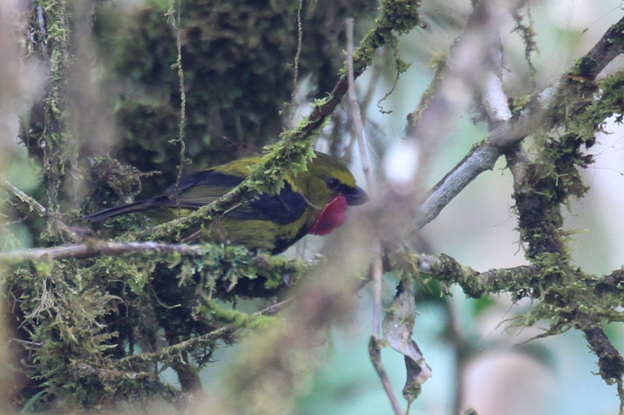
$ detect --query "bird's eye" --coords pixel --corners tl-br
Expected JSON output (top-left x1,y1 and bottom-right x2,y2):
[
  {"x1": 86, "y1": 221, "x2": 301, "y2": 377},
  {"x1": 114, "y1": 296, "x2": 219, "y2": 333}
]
[{"x1": 325, "y1": 178, "x2": 341, "y2": 191}]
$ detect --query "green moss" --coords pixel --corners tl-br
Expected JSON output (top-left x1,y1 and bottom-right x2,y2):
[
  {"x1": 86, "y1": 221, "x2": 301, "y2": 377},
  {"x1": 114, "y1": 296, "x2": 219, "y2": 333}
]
[
  {"x1": 3, "y1": 237, "x2": 314, "y2": 409},
  {"x1": 94, "y1": 0, "x2": 376, "y2": 198}
]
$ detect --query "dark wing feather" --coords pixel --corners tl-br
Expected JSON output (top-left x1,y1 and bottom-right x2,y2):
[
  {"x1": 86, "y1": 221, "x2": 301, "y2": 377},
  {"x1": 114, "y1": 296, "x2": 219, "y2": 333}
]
[
  {"x1": 149, "y1": 171, "x2": 244, "y2": 208},
  {"x1": 87, "y1": 170, "x2": 309, "y2": 225},
  {"x1": 162, "y1": 170, "x2": 243, "y2": 197},
  {"x1": 233, "y1": 182, "x2": 308, "y2": 224}
]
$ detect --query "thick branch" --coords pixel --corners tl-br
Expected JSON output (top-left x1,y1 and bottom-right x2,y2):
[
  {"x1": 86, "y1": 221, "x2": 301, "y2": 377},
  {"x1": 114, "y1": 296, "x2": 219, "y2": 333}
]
[
  {"x1": 417, "y1": 253, "x2": 539, "y2": 298},
  {"x1": 584, "y1": 327, "x2": 624, "y2": 382}
]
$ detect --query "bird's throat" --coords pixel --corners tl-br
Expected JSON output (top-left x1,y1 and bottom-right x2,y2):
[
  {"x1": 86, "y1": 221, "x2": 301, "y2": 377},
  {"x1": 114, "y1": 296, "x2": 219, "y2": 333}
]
[{"x1": 309, "y1": 193, "x2": 348, "y2": 236}]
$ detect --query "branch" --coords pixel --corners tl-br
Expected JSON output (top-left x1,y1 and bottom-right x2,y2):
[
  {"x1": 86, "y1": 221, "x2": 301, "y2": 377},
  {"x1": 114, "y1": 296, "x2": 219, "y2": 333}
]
[
  {"x1": 583, "y1": 327, "x2": 624, "y2": 386},
  {"x1": 120, "y1": 299, "x2": 289, "y2": 369},
  {"x1": 578, "y1": 16, "x2": 624, "y2": 80},
  {"x1": 369, "y1": 336, "x2": 405, "y2": 415},
  {"x1": 415, "y1": 14, "x2": 624, "y2": 230},
  {"x1": 417, "y1": 253, "x2": 540, "y2": 298},
  {"x1": 1, "y1": 180, "x2": 79, "y2": 243},
  {"x1": 0, "y1": 240, "x2": 310, "y2": 275},
  {"x1": 418, "y1": 249, "x2": 624, "y2": 399},
  {"x1": 1, "y1": 180, "x2": 46, "y2": 217},
  {"x1": 0, "y1": 241, "x2": 208, "y2": 264}
]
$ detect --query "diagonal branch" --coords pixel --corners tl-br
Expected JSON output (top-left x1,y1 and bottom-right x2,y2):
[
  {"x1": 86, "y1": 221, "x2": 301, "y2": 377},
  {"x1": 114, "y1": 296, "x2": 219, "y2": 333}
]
[
  {"x1": 415, "y1": 14, "x2": 624, "y2": 230},
  {"x1": 1, "y1": 180, "x2": 79, "y2": 242}
]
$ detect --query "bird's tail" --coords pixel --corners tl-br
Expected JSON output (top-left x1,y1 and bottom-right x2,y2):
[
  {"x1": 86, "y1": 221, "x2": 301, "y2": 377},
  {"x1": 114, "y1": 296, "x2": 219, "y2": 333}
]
[{"x1": 85, "y1": 201, "x2": 148, "y2": 222}]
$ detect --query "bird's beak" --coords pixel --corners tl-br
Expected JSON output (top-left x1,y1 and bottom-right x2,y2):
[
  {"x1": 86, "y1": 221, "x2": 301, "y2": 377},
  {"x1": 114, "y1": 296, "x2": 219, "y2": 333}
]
[{"x1": 344, "y1": 185, "x2": 369, "y2": 206}]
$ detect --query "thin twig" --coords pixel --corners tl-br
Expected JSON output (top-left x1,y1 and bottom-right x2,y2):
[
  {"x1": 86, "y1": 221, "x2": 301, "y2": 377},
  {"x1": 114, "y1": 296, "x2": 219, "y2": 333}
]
[
  {"x1": 371, "y1": 249, "x2": 383, "y2": 338},
  {"x1": 345, "y1": 18, "x2": 372, "y2": 189},
  {"x1": 36, "y1": 5, "x2": 48, "y2": 54},
  {"x1": 120, "y1": 298, "x2": 290, "y2": 367},
  {"x1": 287, "y1": 0, "x2": 304, "y2": 124},
  {"x1": 167, "y1": 0, "x2": 188, "y2": 208},
  {"x1": 0, "y1": 180, "x2": 78, "y2": 242},
  {"x1": 346, "y1": 17, "x2": 382, "y2": 338},
  {"x1": 347, "y1": 18, "x2": 403, "y2": 411},
  {"x1": 447, "y1": 297, "x2": 467, "y2": 415},
  {"x1": 479, "y1": 19, "x2": 511, "y2": 130},
  {"x1": 369, "y1": 336, "x2": 405, "y2": 415}
]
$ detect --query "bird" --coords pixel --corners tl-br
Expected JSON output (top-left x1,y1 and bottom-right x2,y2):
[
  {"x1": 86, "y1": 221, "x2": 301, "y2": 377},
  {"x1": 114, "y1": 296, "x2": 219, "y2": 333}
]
[{"x1": 86, "y1": 152, "x2": 368, "y2": 254}]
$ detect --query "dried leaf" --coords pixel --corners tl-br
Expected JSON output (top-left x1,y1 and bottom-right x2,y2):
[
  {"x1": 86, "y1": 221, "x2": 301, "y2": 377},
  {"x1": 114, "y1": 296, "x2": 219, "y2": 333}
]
[{"x1": 383, "y1": 282, "x2": 432, "y2": 403}]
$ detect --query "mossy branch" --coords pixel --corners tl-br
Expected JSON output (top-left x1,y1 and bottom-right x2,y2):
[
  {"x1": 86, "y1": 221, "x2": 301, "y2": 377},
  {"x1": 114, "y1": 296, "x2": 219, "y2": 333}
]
[
  {"x1": 0, "y1": 240, "x2": 312, "y2": 288},
  {"x1": 417, "y1": 253, "x2": 539, "y2": 298},
  {"x1": 416, "y1": 14, "x2": 624, "y2": 230}
]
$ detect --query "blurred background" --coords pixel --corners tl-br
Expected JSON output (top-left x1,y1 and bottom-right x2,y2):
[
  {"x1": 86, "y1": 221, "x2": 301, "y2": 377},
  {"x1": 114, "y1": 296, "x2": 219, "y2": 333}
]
[{"x1": 2, "y1": 0, "x2": 624, "y2": 414}]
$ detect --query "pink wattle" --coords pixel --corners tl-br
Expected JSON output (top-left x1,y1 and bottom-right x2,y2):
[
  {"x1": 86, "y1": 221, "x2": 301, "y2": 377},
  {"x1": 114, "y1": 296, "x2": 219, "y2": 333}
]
[{"x1": 309, "y1": 193, "x2": 348, "y2": 236}]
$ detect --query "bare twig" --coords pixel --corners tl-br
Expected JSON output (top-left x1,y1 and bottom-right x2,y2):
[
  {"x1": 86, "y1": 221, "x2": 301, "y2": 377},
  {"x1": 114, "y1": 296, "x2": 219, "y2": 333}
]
[
  {"x1": 346, "y1": 17, "x2": 382, "y2": 335},
  {"x1": 345, "y1": 18, "x2": 372, "y2": 188},
  {"x1": 371, "y1": 249, "x2": 383, "y2": 338},
  {"x1": 369, "y1": 336, "x2": 405, "y2": 415},
  {"x1": 447, "y1": 297, "x2": 467, "y2": 415},
  {"x1": 478, "y1": 9, "x2": 511, "y2": 130},
  {"x1": 482, "y1": 68, "x2": 511, "y2": 128},
  {"x1": 36, "y1": 5, "x2": 48, "y2": 54},
  {"x1": 346, "y1": 21, "x2": 403, "y2": 410}
]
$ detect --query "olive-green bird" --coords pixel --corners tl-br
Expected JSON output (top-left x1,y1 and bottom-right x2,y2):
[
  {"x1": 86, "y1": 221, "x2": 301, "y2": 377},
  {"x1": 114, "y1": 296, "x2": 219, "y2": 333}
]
[{"x1": 86, "y1": 152, "x2": 368, "y2": 254}]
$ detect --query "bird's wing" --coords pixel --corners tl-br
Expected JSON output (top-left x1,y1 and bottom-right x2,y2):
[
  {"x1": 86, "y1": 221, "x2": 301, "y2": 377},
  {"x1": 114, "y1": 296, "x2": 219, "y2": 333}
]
[
  {"x1": 151, "y1": 170, "x2": 242, "y2": 208},
  {"x1": 152, "y1": 170, "x2": 309, "y2": 225},
  {"x1": 230, "y1": 182, "x2": 309, "y2": 224}
]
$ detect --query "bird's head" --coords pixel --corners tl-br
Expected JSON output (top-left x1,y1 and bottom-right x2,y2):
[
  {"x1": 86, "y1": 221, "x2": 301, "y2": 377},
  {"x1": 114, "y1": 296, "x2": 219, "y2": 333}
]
[{"x1": 294, "y1": 152, "x2": 368, "y2": 235}]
